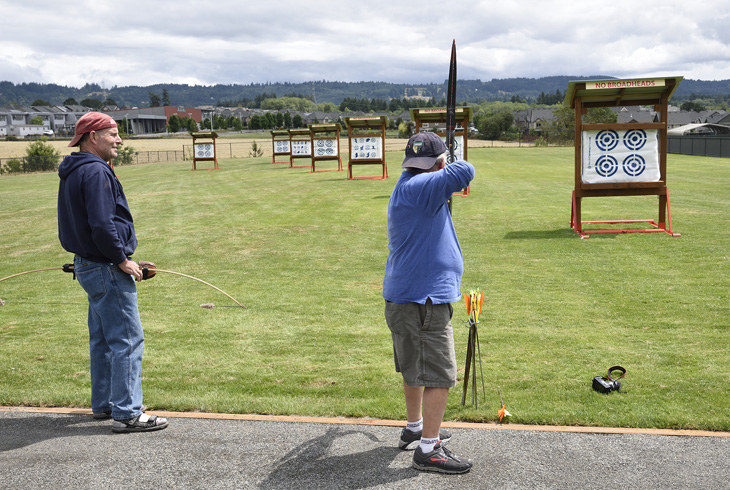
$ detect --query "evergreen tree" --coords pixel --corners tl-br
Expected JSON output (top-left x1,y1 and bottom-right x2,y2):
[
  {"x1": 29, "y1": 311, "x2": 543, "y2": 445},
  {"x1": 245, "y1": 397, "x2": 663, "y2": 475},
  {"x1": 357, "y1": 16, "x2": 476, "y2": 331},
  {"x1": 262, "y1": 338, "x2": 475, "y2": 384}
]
[{"x1": 148, "y1": 92, "x2": 161, "y2": 107}]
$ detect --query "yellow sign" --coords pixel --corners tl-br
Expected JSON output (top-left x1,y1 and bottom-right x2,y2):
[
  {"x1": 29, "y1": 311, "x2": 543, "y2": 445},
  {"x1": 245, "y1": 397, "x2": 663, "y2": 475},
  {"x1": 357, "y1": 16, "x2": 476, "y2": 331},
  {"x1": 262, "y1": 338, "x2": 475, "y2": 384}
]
[{"x1": 586, "y1": 79, "x2": 666, "y2": 90}]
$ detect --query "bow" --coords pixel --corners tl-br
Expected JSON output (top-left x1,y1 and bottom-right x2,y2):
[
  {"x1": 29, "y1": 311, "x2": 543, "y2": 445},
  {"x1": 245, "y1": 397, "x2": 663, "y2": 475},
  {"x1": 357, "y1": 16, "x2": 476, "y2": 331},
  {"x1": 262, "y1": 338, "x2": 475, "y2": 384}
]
[
  {"x1": 0, "y1": 262, "x2": 246, "y2": 309},
  {"x1": 445, "y1": 40, "x2": 457, "y2": 215},
  {"x1": 140, "y1": 263, "x2": 246, "y2": 309}
]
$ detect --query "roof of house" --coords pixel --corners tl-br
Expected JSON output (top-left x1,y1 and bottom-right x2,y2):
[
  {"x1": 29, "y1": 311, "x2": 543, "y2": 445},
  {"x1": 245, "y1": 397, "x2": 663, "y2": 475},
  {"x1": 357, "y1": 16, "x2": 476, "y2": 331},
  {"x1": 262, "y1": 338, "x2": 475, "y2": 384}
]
[{"x1": 668, "y1": 123, "x2": 730, "y2": 135}]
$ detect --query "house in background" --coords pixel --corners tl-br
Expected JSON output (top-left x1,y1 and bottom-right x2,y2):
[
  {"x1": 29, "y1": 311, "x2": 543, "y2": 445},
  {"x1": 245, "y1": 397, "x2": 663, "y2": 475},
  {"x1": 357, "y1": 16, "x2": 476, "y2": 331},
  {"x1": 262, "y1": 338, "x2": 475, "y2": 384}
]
[
  {"x1": 0, "y1": 105, "x2": 92, "y2": 137},
  {"x1": 104, "y1": 106, "x2": 202, "y2": 134}
]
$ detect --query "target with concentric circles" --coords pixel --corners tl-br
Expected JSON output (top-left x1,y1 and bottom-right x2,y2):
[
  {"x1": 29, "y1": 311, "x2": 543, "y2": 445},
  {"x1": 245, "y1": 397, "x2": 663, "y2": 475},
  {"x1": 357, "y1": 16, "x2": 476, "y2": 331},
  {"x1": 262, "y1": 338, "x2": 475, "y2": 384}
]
[
  {"x1": 623, "y1": 129, "x2": 647, "y2": 151},
  {"x1": 595, "y1": 155, "x2": 619, "y2": 177},
  {"x1": 622, "y1": 154, "x2": 646, "y2": 177},
  {"x1": 595, "y1": 130, "x2": 620, "y2": 151}
]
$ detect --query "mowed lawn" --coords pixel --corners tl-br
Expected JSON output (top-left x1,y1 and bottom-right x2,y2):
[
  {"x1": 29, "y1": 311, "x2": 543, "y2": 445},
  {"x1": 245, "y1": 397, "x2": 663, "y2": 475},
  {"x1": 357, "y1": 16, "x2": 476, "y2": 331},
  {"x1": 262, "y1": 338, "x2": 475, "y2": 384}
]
[{"x1": 1, "y1": 146, "x2": 728, "y2": 430}]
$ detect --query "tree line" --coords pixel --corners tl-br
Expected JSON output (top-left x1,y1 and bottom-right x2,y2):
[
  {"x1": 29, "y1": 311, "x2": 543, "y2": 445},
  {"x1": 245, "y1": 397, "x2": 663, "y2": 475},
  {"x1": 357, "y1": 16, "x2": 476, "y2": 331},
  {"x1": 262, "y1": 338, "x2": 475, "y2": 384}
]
[{"x1": 5, "y1": 78, "x2": 729, "y2": 109}]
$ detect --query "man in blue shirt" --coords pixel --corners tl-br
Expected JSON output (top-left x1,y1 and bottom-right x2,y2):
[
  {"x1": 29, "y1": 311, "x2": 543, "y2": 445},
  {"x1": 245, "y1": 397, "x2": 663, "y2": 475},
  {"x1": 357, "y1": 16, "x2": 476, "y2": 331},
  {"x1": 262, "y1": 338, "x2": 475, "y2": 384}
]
[{"x1": 383, "y1": 131, "x2": 474, "y2": 474}]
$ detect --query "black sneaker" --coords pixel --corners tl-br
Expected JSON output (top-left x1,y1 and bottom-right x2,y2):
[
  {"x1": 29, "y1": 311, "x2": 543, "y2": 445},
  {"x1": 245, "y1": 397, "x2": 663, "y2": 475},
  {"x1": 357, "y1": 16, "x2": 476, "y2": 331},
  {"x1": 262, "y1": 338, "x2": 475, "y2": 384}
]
[
  {"x1": 399, "y1": 427, "x2": 452, "y2": 450},
  {"x1": 412, "y1": 443, "x2": 473, "y2": 474}
]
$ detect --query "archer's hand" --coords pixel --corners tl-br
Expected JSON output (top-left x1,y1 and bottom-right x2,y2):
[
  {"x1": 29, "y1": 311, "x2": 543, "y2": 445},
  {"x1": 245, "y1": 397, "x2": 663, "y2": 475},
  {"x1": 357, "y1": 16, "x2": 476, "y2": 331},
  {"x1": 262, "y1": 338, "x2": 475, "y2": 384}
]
[{"x1": 119, "y1": 259, "x2": 143, "y2": 282}]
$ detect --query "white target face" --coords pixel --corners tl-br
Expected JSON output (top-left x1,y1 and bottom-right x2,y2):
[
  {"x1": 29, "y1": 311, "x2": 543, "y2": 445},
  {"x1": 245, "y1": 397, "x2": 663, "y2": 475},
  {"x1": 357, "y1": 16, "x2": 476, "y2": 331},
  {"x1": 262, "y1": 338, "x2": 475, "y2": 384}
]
[
  {"x1": 350, "y1": 136, "x2": 382, "y2": 160},
  {"x1": 194, "y1": 144, "x2": 213, "y2": 158},
  {"x1": 581, "y1": 129, "x2": 659, "y2": 183},
  {"x1": 314, "y1": 138, "x2": 338, "y2": 157},
  {"x1": 291, "y1": 140, "x2": 311, "y2": 156},
  {"x1": 274, "y1": 140, "x2": 290, "y2": 154}
]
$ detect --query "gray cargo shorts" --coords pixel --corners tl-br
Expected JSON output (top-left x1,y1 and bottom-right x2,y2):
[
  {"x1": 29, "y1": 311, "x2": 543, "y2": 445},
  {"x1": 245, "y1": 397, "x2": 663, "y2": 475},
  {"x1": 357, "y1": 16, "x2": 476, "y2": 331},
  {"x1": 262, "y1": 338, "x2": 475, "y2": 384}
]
[{"x1": 384, "y1": 299, "x2": 456, "y2": 388}]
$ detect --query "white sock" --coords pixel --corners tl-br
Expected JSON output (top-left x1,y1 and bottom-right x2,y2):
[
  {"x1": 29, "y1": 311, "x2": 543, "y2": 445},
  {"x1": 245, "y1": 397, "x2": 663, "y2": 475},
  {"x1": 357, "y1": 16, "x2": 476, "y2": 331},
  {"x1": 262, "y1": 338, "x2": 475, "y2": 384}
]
[
  {"x1": 406, "y1": 418, "x2": 423, "y2": 433},
  {"x1": 419, "y1": 437, "x2": 439, "y2": 453}
]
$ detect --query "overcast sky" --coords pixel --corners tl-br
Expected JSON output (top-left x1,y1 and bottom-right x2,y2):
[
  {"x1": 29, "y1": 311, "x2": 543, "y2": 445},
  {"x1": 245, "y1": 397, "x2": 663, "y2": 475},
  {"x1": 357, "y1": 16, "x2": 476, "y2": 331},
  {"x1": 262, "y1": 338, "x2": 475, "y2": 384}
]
[{"x1": 1, "y1": 0, "x2": 729, "y2": 88}]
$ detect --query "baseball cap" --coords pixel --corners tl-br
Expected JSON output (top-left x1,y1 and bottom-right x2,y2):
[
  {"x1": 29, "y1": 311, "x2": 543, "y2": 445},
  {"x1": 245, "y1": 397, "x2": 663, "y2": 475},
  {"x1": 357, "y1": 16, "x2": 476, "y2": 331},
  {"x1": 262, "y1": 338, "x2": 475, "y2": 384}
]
[
  {"x1": 68, "y1": 112, "x2": 118, "y2": 147},
  {"x1": 402, "y1": 132, "x2": 448, "y2": 169}
]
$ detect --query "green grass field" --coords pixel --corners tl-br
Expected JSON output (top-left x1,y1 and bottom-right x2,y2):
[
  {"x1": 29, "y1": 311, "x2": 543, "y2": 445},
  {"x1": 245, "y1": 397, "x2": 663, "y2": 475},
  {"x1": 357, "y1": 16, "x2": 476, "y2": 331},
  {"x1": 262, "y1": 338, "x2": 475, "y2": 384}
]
[{"x1": 1, "y1": 146, "x2": 728, "y2": 430}]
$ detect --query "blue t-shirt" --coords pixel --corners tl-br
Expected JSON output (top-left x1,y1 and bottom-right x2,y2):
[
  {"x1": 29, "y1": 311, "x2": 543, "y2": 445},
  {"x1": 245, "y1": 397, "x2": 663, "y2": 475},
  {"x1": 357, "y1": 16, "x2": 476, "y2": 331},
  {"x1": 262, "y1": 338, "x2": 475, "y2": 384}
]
[{"x1": 383, "y1": 160, "x2": 475, "y2": 304}]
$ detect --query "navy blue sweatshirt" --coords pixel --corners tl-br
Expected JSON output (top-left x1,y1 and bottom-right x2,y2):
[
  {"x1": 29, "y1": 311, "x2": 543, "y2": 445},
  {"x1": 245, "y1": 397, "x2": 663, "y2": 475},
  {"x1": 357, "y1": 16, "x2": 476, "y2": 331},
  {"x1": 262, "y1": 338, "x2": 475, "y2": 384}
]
[{"x1": 57, "y1": 152, "x2": 137, "y2": 264}]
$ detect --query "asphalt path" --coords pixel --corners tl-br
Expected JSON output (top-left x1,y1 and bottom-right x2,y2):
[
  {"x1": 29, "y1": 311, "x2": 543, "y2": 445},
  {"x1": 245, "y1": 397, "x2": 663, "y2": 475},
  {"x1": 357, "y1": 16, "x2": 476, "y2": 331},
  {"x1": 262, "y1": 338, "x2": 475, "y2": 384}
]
[{"x1": 2, "y1": 408, "x2": 730, "y2": 489}]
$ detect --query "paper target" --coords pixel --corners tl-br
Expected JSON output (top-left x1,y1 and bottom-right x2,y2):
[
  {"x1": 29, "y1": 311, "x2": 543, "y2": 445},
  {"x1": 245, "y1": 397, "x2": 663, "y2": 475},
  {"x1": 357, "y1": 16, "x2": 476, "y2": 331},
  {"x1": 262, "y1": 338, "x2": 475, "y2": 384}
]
[
  {"x1": 581, "y1": 129, "x2": 659, "y2": 183},
  {"x1": 351, "y1": 136, "x2": 382, "y2": 160},
  {"x1": 274, "y1": 141, "x2": 290, "y2": 154},
  {"x1": 194, "y1": 144, "x2": 213, "y2": 158},
  {"x1": 313, "y1": 138, "x2": 337, "y2": 157},
  {"x1": 291, "y1": 140, "x2": 311, "y2": 156}
]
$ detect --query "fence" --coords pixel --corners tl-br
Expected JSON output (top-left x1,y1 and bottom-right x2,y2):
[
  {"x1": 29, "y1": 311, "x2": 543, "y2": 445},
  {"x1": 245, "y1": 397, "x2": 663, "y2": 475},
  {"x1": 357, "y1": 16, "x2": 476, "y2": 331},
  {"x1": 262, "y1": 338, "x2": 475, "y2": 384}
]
[
  {"x1": 668, "y1": 135, "x2": 730, "y2": 158},
  {"x1": 1, "y1": 134, "x2": 569, "y2": 175},
  {"x1": 182, "y1": 141, "x2": 266, "y2": 159},
  {"x1": 0, "y1": 151, "x2": 188, "y2": 173},
  {"x1": 132, "y1": 150, "x2": 186, "y2": 164}
]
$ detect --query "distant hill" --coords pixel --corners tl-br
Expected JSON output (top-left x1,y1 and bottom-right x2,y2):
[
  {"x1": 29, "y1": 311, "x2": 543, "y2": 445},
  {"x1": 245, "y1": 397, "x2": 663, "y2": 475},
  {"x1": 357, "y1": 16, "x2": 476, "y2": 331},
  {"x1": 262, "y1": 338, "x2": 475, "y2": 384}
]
[{"x1": 1, "y1": 77, "x2": 728, "y2": 108}]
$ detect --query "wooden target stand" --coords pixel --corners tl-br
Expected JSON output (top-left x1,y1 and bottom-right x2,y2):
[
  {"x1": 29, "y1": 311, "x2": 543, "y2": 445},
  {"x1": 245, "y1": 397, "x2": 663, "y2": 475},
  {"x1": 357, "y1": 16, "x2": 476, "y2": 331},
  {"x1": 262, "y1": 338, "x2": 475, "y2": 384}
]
[
  {"x1": 566, "y1": 77, "x2": 683, "y2": 239},
  {"x1": 191, "y1": 132, "x2": 219, "y2": 170},
  {"x1": 310, "y1": 124, "x2": 342, "y2": 173},
  {"x1": 270, "y1": 130, "x2": 291, "y2": 164},
  {"x1": 410, "y1": 107, "x2": 472, "y2": 196},
  {"x1": 288, "y1": 128, "x2": 313, "y2": 169},
  {"x1": 345, "y1": 116, "x2": 388, "y2": 180}
]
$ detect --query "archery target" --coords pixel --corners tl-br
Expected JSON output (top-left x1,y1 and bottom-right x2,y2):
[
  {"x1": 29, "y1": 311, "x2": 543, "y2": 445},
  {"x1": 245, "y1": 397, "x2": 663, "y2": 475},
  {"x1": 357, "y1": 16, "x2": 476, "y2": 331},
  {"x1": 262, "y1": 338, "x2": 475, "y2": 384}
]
[
  {"x1": 194, "y1": 143, "x2": 214, "y2": 158},
  {"x1": 581, "y1": 129, "x2": 659, "y2": 183},
  {"x1": 439, "y1": 135, "x2": 464, "y2": 163},
  {"x1": 291, "y1": 140, "x2": 311, "y2": 156},
  {"x1": 274, "y1": 140, "x2": 290, "y2": 154},
  {"x1": 350, "y1": 136, "x2": 382, "y2": 160},
  {"x1": 314, "y1": 138, "x2": 338, "y2": 157}
]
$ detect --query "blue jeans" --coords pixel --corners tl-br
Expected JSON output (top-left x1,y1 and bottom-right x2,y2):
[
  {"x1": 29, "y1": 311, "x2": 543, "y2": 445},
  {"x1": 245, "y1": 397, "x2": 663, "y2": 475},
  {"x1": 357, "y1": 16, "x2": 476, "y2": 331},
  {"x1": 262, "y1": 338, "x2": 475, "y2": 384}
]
[{"x1": 74, "y1": 256, "x2": 144, "y2": 420}]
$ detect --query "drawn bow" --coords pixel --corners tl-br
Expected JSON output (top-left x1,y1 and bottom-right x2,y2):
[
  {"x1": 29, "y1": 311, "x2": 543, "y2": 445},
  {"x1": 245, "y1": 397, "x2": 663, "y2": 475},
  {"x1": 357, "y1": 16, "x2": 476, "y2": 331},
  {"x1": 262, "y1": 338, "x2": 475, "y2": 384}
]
[
  {"x1": 445, "y1": 39, "x2": 457, "y2": 215},
  {"x1": 0, "y1": 261, "x2": 246, "y2": 309}
]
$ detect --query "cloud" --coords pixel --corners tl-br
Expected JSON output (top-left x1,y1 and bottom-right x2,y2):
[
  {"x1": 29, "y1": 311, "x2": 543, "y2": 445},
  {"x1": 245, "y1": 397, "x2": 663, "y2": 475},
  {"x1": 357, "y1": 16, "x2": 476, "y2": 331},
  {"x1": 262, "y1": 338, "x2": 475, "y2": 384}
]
[{"x1": 0, "y1": 0, "x2": 728, "y2": 87}]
